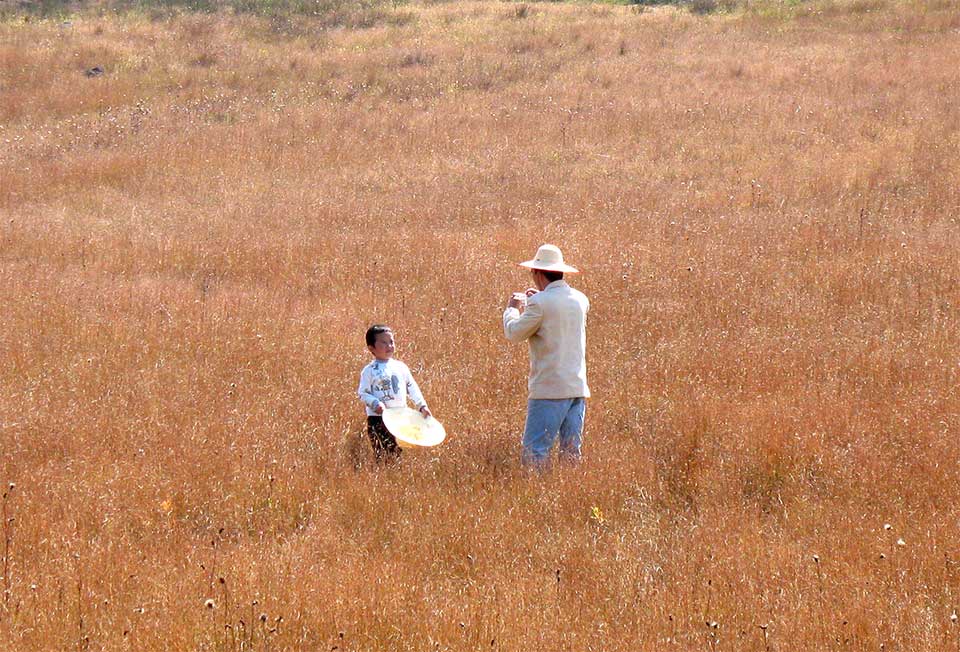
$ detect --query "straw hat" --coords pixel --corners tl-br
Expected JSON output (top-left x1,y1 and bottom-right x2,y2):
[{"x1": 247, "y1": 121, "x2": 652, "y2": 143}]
[
  {"x1": 518, "y1": 244, "x2": 580, "y2": 274},
  {"x1": 382, "y1": 407, "x2": 447, "y2": 448}
]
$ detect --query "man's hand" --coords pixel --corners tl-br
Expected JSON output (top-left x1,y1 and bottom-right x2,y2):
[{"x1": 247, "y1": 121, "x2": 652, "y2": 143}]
[
  {"x1": 524, "y1": 287, "x2": 538, "y2": 298},
  {"x1": 507, "y1": 292, "x2": 527, "y2": 310},
  {"x1": 419, "y1": 405, "x2": 432, "y2": 419},
  {"x1": 374, "y1": 402, "x2": 384, "y2": 415}
]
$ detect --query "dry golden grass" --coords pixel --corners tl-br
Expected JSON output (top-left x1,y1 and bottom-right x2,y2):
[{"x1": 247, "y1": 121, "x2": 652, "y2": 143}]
[{"x1": 2, "y1": 0, "x2": 960, "y2": 649}]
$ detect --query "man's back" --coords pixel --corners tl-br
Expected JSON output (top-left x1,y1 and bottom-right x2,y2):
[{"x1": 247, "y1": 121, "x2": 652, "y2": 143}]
[{"x1": 503, "y1": 280, "x2": 590, "y2": 400}]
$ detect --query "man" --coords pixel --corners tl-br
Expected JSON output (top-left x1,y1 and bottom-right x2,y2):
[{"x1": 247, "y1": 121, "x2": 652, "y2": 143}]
[{"x1": 503, "y1": 244, "x2": 590, "y2": 467}]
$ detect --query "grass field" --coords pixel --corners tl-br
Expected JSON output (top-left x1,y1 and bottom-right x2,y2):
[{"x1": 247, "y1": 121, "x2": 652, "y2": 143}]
[{"x1": 2, "y1": 0, "x2": 960, "y2": 649}]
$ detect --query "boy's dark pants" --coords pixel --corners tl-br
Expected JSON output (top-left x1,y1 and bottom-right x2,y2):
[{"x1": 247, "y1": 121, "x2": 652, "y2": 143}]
[{"x1": 367, "y1": 416, "x2": 401, "y2": 461}]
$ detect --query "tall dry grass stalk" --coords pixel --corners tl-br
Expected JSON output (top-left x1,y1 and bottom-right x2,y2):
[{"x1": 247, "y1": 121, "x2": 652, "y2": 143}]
[{"x1": 2, "y1": 0, "x2": 960, "y2": 649}]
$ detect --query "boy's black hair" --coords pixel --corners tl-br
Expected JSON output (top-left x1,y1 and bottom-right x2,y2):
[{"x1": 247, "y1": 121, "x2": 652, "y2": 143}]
[
  {"x1": 542, "y1": 270, "x2": 564, "y2": 283},
  {"x1": 365, "y1": 324, "x2": 393, "y2": 346}
]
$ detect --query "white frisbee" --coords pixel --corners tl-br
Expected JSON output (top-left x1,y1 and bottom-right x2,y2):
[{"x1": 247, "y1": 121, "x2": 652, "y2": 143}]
[{"x1": 382, "y1": 407, "x2": 447, "y2": 449}]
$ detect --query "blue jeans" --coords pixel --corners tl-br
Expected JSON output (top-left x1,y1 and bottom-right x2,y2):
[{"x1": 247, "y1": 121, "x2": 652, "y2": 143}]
[{"x1": 522, "y1": 398, "x2": 586, "y2": 466}]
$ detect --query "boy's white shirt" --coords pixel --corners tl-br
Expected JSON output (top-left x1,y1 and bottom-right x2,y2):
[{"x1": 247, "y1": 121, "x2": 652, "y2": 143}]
[{"x1": 358, "y1": 358, "x2": 428, "y2": 416}]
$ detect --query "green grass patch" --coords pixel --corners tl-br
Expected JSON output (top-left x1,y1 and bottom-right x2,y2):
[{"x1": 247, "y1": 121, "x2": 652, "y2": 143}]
[{"x1": 2, "y1": 0, "x2": 414, "y2": 26}]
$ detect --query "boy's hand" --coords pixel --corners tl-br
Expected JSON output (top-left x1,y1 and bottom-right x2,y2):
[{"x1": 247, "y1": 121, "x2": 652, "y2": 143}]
[
  {"x1": 374, "y1": 402, "x2": 384, "y2": 415},
  {"x1": 419, "y1": 406, "x2": 432, "y2": 419}
]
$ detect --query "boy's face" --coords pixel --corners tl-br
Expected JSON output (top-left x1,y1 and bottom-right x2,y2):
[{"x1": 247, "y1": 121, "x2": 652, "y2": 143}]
[{"x1": 369, "y1": 331, "x2": 395, "y2": 361}]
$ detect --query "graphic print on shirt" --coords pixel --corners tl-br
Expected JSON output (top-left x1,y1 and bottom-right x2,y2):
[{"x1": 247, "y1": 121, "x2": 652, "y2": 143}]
[{"x1": 371, "y1": 372, "x2": 401, "y2": 403}]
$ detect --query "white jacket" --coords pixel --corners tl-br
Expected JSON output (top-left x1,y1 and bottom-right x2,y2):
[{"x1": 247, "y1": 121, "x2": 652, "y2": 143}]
[{"x1": 502, "y1": 280, "x2": 590, "y2": 400}]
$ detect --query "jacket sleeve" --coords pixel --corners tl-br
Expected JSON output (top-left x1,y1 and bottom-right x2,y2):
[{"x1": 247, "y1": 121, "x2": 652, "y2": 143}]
[
  {"x1": 404, "y1": 365, "x2": 427, "y2": 410},
  {"x1": 358, "y1": 368, "x2": 382, "y2": 411},
  {"x1": 503, "y1": 299, "x2": 543, "y2": 343}
]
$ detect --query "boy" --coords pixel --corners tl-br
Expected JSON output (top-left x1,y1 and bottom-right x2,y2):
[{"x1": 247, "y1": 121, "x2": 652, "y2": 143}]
[{"x1": 357, "y1": 324, "x2": 432, "y2": 461}]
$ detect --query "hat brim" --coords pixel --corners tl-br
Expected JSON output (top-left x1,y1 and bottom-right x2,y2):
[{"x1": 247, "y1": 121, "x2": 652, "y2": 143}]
[
  {"x1": 518, "y1": 260, "x2": 580, "y2": 274},
  {"x1": 382, "y1": 407, "x2": 447, "y2": 448}
]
